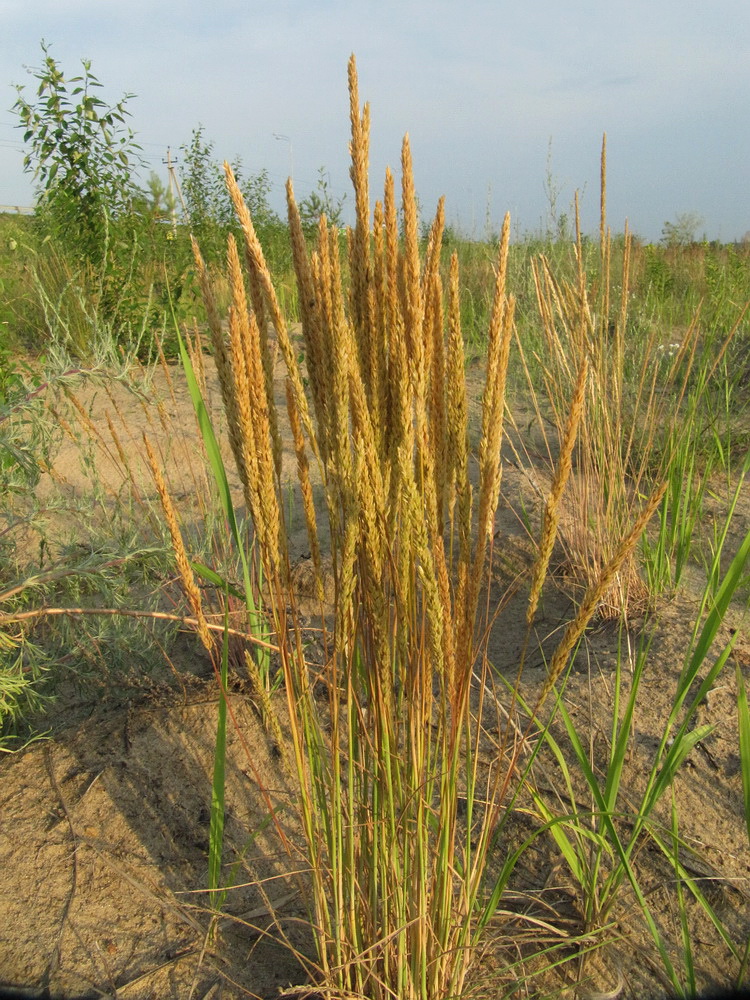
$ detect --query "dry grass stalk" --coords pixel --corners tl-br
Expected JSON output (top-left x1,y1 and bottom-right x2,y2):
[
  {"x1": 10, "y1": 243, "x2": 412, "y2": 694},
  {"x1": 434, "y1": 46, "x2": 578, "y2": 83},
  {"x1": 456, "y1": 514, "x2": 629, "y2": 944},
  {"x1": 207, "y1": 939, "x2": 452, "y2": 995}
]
[
  {"x1": 191, "y1": 237, "x2": 246, "y2": 493},
  {"x1": 527, "y1": 357, "x2": 588, "y2": 626},
  {"x1": 400, "y1": 135, "x2": 424, "y2": 392},
  {"x1": 537, "y1": 480, "x2": 666, "y2": 708},
  {"x1": 186, "y1": 318, "x2": 207, "y2": 399},
  {"x1": 156, "y1": 336, "x2": 177, "y2": 405},
  {"x1": 104, "y1": 411, "x2": 139, "y2": 498},
  {"x1": 524, "y1": 174, "x2": 683, "y2": 619},
  {"x1": 285, "y1": 380, "x2": 324, "y2": 604},
  {"x1": 226, "y1": 236, "x2": 285, "y2": 578},
  {"x1": 463, "y1": 214, "x2": 514, "y2": 649},
  {"x1": 347, "y1": 54, "x2": 372, "y2": 351},
  {"x1": 224, "y1": 163, "x2": 320, "y2": 465},
  {"x1": 446, "y1": 252, "x2": 472, "y2": 573},
  {"x1": 287, "y1": 180, "x2": 330, "y2": 464},
  {"x1": 143, "y1": 433, "x2": 213, "y2": 653}
]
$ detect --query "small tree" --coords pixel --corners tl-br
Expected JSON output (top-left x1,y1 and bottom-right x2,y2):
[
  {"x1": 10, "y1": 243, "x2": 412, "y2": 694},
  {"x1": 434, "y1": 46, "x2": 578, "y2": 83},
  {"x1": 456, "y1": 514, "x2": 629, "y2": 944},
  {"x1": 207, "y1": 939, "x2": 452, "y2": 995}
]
[
  {"x1": 180, "y1": 125, "x2": 281, "y2": 261},
  {"x1": 13, "y1": 40, "x2": 144, "y2": 267},
  {"x1": 179, "y1": 125, "x2": 226, "y2": 238},
  {"x1": 299, "y1": 166, "x2": 346, "y2": 234},
  {"x1": 661, "y1": 212, "x2": 704, "y2": 248},
  {"x1": 137, "y1": 172, "x2": 176, "y2": 223}
]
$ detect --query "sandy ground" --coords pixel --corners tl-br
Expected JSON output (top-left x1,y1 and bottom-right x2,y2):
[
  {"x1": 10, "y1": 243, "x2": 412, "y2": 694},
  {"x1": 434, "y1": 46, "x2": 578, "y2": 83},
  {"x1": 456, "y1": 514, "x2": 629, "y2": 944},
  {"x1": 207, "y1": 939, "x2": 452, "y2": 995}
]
[{"x1": 1, "y1": 348, "x2": 749, "y2": 999}]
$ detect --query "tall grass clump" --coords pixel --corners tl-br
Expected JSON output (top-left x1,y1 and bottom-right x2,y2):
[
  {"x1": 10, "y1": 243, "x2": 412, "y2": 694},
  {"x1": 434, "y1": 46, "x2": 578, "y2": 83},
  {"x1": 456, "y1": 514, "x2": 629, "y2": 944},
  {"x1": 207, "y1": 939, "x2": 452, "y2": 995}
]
[
  {"x1": 522, "y1": 138, "x2": 745, "y2": 618},
  {"x1": 149, "y1": 58, "x2": 677, "y2": 999}
]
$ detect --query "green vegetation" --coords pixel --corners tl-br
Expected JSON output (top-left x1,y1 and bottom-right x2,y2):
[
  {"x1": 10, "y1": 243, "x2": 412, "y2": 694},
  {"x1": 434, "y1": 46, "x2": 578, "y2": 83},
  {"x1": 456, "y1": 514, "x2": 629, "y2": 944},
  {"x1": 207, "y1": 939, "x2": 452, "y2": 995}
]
[{"x1": 1, "y1": 45, "x2": 749, "y2": 999}]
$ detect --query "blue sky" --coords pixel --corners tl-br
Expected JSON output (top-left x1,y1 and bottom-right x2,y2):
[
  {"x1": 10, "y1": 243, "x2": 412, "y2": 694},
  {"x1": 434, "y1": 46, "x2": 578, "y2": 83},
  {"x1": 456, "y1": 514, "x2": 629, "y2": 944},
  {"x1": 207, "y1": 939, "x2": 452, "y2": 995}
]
[{"x1": 2, "y1": 0, "x2": 749, "y2": 242}]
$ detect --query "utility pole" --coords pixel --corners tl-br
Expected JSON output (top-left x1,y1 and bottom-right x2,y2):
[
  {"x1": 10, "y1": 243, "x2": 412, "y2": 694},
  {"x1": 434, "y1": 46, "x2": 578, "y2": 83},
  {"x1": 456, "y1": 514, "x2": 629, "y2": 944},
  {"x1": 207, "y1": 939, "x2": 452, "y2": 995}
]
[{"x1": 163, "y1": 146, "x2": 188, "y2": 233}]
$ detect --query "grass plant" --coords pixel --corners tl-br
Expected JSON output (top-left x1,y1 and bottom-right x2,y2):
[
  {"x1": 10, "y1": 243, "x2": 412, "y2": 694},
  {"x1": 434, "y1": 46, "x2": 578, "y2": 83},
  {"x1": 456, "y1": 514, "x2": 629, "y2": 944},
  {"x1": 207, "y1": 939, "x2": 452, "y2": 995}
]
[
  {"x1": 156, "y1": 58, "x2": 687, "y2": 999},
  {"x1": 521, "y1": 149, "x2": 745, "y2": 619}
]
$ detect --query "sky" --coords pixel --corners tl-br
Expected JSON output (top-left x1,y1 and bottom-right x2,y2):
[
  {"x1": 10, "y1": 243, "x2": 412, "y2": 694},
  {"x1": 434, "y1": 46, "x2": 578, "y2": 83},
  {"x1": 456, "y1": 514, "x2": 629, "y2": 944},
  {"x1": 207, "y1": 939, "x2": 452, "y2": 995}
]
[{"x1": 2, "y1": 0, "x2": 749, "y2": 243}]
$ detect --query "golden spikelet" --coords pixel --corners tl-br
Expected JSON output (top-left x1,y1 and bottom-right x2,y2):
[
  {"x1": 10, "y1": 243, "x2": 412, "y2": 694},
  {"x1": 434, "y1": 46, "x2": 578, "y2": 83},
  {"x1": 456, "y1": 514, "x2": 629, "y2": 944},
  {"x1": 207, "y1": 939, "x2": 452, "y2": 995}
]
[
  {"x1": 156, "y1": 337, "x2": 176, "y2": 405},
  {"x1": 327, "y1": 230, "x2": 355, "y2": 491},
  {"x1": 446, "y1": 252, "x2": 472, "y2": 570},
  {"x1": 226, "y1": 235, "x2": 285, "y2": 577},
  {"x1": 225, "y1": 237, "x2": 257, "y2": 483},
  {"x1": 225, "y1": 301, "x2": 258, "y2": 516},
  {"x1": 191, "y1": 237, "x2": 247, "y2": 491},
  {"x1": 190, "y1": 237, "x2": 227, "y2": 374},
  {"x1": 475, "y1": 287, "x2": 514, "y2": 556},
  {"x1": 383, "y1": 167, "x2": 412, "y2": 490},
  {"x1": 400, "y1": 135, "x2": 424, "y2": 378},
  {"x1": 313, "y1": 217, "x2": 339, "y2": 460},
  {"x1": 143, "y1": 434, "x2": 213, "y2": 652},
  {"x1": 458, "y1": 218, "x2": 514, "y2": 661},
  {"x1": 348, "y1": 54, "x2": 370, "y2": 240},
  {"x1": 286, "y1": 379, "x2": 324, "y2": 603},
  {"x1": 316, "y1": 213, "x2": 335, "y2": 334},
  {"x1": 479, "y1": 212, "x2": 511, "y2": 456},
  {"x1": 287, "y1": 178, "x2": 330, "y2": 462},
  {"x1": 105, "y1": 411, "x2": 129, "y2": 475},
  {"x1": 351, "y1": 429, "x2": 385, "y2": 606},
  {"x1": 422, "y1": 196, "x2": 446, "y2": 300},
  {"x1": 245, "y1": 249, "x2": 267, "y2": 341},
  {"x1": 347, "y1": 54, "x2": 373, "y2": 365},
  {"x1": 251, "y1": 260, "x2": 283, "y2": 481},
  {"x1": 372, "y1": 198, "x2": 390, "y2": 454},
  {"x1": 348, "y1": 354, "x2": 387, "y2": 530},
  {"x1": 67, "y1": 391, "x2": 101, "y2": 443},
  {"x1": 224, "y1": 163, "x2": 320, "y2": 464},
  {"x1": 383, "y1": 167, "x2": 400, "y2": 340},
  {"x1": 428, "y1": 269, "x2": 447, "y2": 535}
]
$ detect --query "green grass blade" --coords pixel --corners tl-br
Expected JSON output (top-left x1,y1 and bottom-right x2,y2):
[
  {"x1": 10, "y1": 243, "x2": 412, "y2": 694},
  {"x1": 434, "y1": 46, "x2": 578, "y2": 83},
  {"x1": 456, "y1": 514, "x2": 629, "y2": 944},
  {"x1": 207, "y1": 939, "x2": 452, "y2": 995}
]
[
  {"x1": 737, "y1": 661, "x2": 750, "y2": 847},
  {"x1": 603, "y1": 632, "x2": 651, "y2": 815},
  {"x1": 176, "y1": 325, "x2": 269, "y2": 678},
  {"x1": 646, "y1": 723, "x2": 715, "y2": 812},
  {"x1": 177, "y1": 329, "x2": 241, "y2": 547},
  {"x1": 681, "y1": 524, "x2": 750, "y2": 695},
  {"x1": 647, "y1": 822, "x2": 744, "y2": 966},
  {"x1": 671, "y1": 792, "x2": 695, "y2": 996}
]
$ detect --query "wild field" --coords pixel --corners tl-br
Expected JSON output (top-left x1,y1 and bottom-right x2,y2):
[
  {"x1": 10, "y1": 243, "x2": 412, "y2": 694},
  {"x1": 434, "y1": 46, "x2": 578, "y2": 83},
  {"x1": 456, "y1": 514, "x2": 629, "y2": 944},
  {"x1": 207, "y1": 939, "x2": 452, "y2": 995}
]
[{"x1": 1, "y1": 57, "x2": 750, "y2": 1000}]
